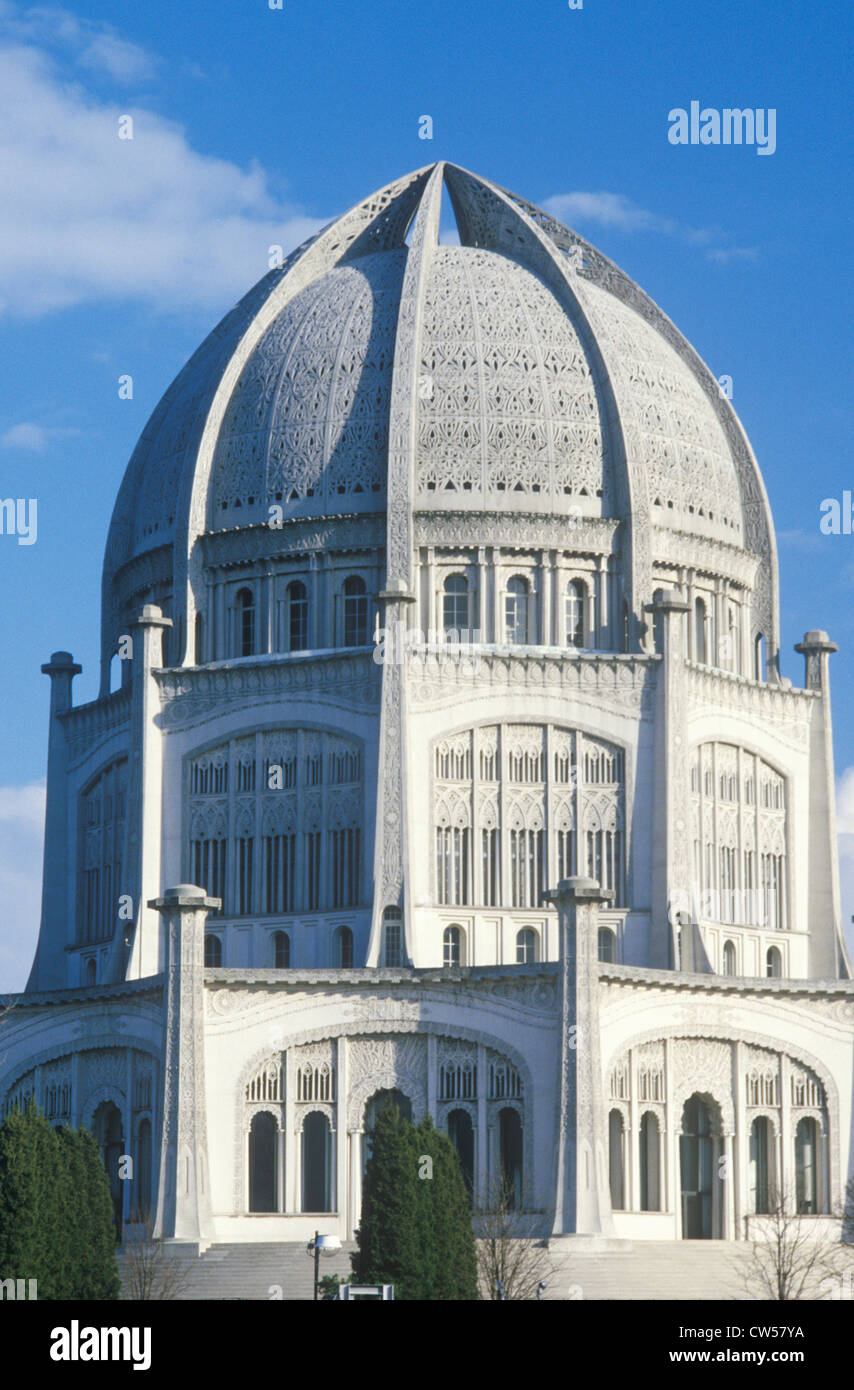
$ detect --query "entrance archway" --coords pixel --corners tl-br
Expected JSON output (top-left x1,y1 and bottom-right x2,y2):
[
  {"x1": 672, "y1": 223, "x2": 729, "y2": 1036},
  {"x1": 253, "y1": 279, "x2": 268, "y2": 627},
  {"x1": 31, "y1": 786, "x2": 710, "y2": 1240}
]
[
  {"x1": 498, "y1": 1107, "x2": 523, "y2": 1209},
  {"x1": 679, "y1": 1094, "x2": 721, "y2": 1239},
  {"x1": 302, "y1": 1112, "x2": 332, "y2": 1213},
  {"x1": 447, "y1": 1108, "x2": 474, "y2": 1200},
  {"x1": 249, "y1": 1112, "x2": 278, "y2": 1213}
]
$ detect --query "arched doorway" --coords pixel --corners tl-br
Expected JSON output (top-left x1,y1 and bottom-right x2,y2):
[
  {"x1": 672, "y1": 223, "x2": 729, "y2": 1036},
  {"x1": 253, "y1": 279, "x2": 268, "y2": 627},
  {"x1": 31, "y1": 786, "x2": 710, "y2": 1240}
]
[
  {"x1": 133, "y1": 1118, "x2": 152, "y2": 1221},
  {"x1": 608, "y1": 1109, "x2": 625, "y2": 1210},
  {"x1": 92, "y1": 1100, "x2": 124, "y2": 1236},
  {"x1": 249, "y1": 1112, "x2": 278, "y2": 1213},
  {"x1": 680, "y1": 1095, "x2": 719, "y2": 1239},
  {"x1": 795, "y1": 1117, "x2": 819, "y2": 1214},
  {"x1": 447, "y1": 1108, "x2": 474, "y2": 1200},
  {"x1": 498, "y1": 1107, "x2": 523, "y2": 1209},
  {"x1": 749, "y1": 1116, "x2": 773, "y2": 1214},
  {"x1": 302, "y1": 1112, "x2": 332, "y2": 1213},
  {"x1": 640, "y1": 1112, "x2": 661, "y2": 1212}
]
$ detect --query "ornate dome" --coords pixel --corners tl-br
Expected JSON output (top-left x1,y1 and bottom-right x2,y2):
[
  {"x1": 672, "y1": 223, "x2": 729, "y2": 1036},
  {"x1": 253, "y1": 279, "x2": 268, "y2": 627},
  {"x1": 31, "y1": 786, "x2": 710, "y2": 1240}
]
[{"x1": 101, "y1": 161, "x2": 777, "y2": 677}]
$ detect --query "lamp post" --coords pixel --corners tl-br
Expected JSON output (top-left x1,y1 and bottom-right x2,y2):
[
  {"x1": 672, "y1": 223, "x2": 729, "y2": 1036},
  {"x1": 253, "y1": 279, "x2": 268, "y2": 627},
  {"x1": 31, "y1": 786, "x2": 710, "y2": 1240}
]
[{"x1": 308, "y1": 1232, "x2": 342, "y2": 1300}]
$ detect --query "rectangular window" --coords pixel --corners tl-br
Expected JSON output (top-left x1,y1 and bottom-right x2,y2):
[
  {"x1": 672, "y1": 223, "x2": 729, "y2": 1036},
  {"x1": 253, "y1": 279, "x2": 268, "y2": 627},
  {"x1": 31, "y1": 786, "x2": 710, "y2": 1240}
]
[
  {"x1": 236, "y1": 837, "x2": 253, "y2": 915},
  {"x1": 305, "y1": 832, "x2": 321, "y2": 911},
  {"x1": 330, "y1": 827, "x2": 360, "y2": 909},
  {"x1": 436, "y1": 827, "x2": 470, "y2": 906},
  {"x1": 263, "y1": 834, "x2": 295, "y2": 914},
  {"x1": 481, "y1": 827, "x2": 499, "y2": 906}
]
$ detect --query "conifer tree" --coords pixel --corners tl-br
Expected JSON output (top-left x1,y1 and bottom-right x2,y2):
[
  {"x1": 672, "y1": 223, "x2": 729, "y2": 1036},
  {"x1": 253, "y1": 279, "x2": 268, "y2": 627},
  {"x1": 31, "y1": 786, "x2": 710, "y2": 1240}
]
[
  {"x1": 416, "y1": 1115, "x2": 478, "y2": 1300},
  {"x1": 355, "y1": 1098, "x2": 423, "y2": 1299}
]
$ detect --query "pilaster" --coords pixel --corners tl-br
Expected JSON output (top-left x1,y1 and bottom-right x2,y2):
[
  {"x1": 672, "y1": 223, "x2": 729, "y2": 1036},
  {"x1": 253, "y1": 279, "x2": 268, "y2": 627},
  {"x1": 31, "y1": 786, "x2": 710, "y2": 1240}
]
[
  {"x1": 149, "y1": 884, "x2": 219, "y2": 1244},
  {"x1": 547, "y1": 875, "x2": 615, "y2": 1236}
]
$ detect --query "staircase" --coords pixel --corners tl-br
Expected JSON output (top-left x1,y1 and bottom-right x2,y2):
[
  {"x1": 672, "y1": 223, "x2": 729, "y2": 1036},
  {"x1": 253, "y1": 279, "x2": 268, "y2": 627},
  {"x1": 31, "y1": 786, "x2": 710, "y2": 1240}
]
[
  {"x1": 120, "y1": 1238, "x2": 755, "y2": 1300},
  {"x1": 120, "y1": 1241, "x2": 357, "y2": 1301},
  {"x1": 544, "y1": 1239, "x2": 753, "y2": 1301}
]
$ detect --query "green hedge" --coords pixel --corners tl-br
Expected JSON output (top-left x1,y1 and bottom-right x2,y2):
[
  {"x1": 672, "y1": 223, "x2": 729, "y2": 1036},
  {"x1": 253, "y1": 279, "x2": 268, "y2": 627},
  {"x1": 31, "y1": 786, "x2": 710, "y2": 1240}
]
[{"x1": 0, "y1": 1103, "x2": 119, "y2": 1299}]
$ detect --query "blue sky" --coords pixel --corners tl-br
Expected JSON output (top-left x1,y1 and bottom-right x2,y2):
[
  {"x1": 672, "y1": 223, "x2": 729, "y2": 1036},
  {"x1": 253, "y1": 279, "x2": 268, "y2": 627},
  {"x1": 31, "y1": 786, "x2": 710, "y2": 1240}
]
[{"x1": 0, "y1": 0, "x2": 852, "y2": 986}]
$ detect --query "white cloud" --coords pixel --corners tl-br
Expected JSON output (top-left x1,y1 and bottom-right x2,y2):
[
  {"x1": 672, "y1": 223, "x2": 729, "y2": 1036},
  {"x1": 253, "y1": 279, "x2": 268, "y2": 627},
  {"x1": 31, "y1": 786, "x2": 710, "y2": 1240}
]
[
  {"x1": 0, "y1": 2, "x2": 156, "y2": 81},
  {"x1": 542, "y1": 190, "x2": 758, "y2": 265},
  {"x1": 543, "y1": 191, "x2": 673, "y2": 234},
  {"x1": 0, "y1": 36, "x2": 329, "y2": 317},
  {"x1": 0, "y1": 421, "x2": 80, "y2": 450},
  {"x1": 0, "y1": 783, "x2": 44, "y2": 993}
]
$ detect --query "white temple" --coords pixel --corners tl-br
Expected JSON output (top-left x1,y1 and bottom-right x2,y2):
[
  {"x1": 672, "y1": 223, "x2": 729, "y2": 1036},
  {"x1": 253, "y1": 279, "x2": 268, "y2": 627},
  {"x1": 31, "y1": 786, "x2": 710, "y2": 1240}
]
[{"x1": 1, "y1": 162, "x2": 851, "y2": 1262}]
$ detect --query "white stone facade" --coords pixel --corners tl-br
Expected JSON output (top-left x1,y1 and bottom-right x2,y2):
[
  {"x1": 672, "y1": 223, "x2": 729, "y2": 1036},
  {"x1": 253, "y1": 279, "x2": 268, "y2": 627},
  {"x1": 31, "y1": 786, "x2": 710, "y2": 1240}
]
[{"x1": 1, "y1": 163, "x2": 851, "y2": 1250}]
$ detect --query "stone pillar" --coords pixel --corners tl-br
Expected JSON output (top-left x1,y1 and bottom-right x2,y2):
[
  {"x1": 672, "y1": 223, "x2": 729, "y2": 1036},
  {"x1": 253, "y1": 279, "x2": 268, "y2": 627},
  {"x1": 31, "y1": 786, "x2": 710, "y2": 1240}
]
[
  {"x1": 348, "y1": 1131, "x2": 362, "y2": 1238},
  {"x1": 124, "y1": 605, "x2": 172, "y2": 982},
  {"x1": 794, "y1": 630, "x2": 850, "y2": 977},
  {"x1": 647, "y1": 588, "x2": 696, "y2": 970},
  {"x1": 336, "y1": 1038, "x2": 348, "y2": 1223},
  {"x1": 284, "y1": 1048, "x2": 296, "y2": 1212},
  {"x1": 149, "y1": 884, "x2": 219, "y2": 1244},
  {"x1": 366, "y1": 581, "x2": 416, "y2": 965},
  {"x1": 546, "y1": 876, "x2": 615, "y2": 1236},
  {"x1": 723, "y1": 1131, "x2": 735, "y2": 1238},
  {"x1": 27, "y1": 651, "x2": 81, "y2": 990}
]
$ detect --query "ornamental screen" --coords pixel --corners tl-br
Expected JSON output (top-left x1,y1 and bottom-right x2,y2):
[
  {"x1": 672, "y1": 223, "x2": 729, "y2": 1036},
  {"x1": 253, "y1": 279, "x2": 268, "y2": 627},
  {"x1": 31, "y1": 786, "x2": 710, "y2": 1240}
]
[
  {"x1": 77, "y1": 759, "x2": 127, "y2": 945},
  {"x1": 187, "y1": 730, "x2": 363, "y2": 918},
  {"x1": 690, "y1": 743, "x2": 787, "y2": 929},
  {"x1": 433, "y1": 725, "x2": 625, "y2": 908}
]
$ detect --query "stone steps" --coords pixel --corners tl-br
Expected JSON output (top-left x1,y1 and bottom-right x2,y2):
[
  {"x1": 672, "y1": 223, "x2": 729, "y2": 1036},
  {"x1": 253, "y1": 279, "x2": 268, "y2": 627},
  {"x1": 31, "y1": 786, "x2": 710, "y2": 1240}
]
[
  {"x1": 120, "y1": 1238, "x2": 756, "y2": 1301},
  {"x1": 543, "y1": 1240, "x2": 753, "y2": 1301}
]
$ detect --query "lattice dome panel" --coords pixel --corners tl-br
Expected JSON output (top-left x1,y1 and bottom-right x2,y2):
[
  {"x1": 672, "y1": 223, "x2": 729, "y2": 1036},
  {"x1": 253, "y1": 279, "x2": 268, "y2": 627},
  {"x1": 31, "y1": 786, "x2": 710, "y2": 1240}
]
[
  {"x1": 577, "y1": 279, "x2": 744, "y2": 543},
  {"x1": 416, "y1": 247, "x2": 608, "y2": 508},
  {"x1": 210, "y1": 250, "x2": 407, "y2": 524}
]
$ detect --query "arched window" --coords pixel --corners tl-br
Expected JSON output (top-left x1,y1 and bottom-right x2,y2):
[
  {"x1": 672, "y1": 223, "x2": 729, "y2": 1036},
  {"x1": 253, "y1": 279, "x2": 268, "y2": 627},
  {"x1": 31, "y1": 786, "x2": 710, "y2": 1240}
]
[
  {"x1": 85, "y1": 957, "x2": 97, "y2": 986},
  {"x1": 194, "y1": 612, "x2": 204, "y2": 665},
  {"x1": 249, "y1": 1111, "x2": 278, "y2": 1213},
  {"x1": 621, "y1": 601, "x2": 630, "y2": 653},
  {"x1": 447, "y1": 1109, "x2": 474, "y2": 1201},
  {"x1": 204, "y1": 933, "x2": 222, "y2": 967},
  {"x1": 343, "y1": 576, "x2": 369, "y2": 647},
  {"x1": 750, "y1": 1116, "x2": 772, "y2": 1214},
  {"x1": 723, "y1": 940, "x2": 737, "y2": 976},
  {"x1": 443, "y1": 574, "x2": 469, "y2": 641},
  {"x1": 383, "y1": 906, "x2": 403, "y2": 967},
  {"x1": 640, "y1": 1112, "x2": 661, "y2": 1211},
  {"x1": 755, "y1": 633, "x2": 766, "y2": 682},
  {"x1": 516, "y1": 928, "x2": 537, "y2": 964},
  {"x1": 694, "y1": 597, "x2": 707, "y2": 665},
  {"x1": 272, "y1": 930, "x2": 290, "y2": 968},
  {"x1": 287, "y1": 580, "x2": 309, "y2": 652},
  {"x1": 134, "y1": 1118, "x2": 152, "y2": 1221},
  {"x1": 443, "y1": 925, "x2": 463, "y2": 967},
  {"x1": 499, "y1": 1107, "x2": 523, "y2": 1210},
  {"x1": 795, "y1": 1117, "x2": 819, "y2": 1214},
  {"x1": 565, "y1": 579, "x2": 586, "y2": 648},
  {"x1": 335, "y1": 925, "x2": 354, "y2": 968},
  {"x1": 609, "y1": 1109, "x2": 625, "y2": 1210},
  {"x1": 766, "y1": 946, "x2": 782, "y2": 979},
  {"x1": 236, "y1": 588, "x2": 255, "y2": 658},
  {"x1": 302, "y1": 1112, "x2": 332, "y2": 1213},
  {"x1": 598, "y1": 927, "x2": 616, "y2": 964},
  {"x1": 504, "y1": 577, "x2": 529, "y2": 645}
]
